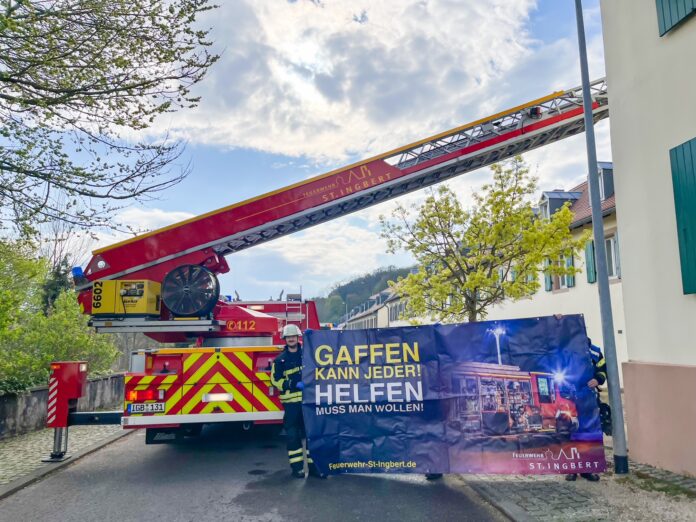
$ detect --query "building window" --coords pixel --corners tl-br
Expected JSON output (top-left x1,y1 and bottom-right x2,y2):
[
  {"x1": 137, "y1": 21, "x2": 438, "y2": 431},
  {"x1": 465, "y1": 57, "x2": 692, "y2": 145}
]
[
  {"x1": 656, "y1": 0, "x2": 696, "y2": 36},
  {"x1": 585, "y1": 237, "x2": 621, "y2": 281},
  {"x1": 545, "y1": 256, "x2": 575, "y2": 291},
  {"x1": 389, "y1": 302, "x2": 406, "y2": 322},
  {"x1": 540, "y1": 200, "x2": 550, "y2": 220},
  {"x1": 605, "y1": 236, "x2": 621, "y2": 279},
  {"x1": 559, "y1": 255, "x2": 575, "y2": 289}
]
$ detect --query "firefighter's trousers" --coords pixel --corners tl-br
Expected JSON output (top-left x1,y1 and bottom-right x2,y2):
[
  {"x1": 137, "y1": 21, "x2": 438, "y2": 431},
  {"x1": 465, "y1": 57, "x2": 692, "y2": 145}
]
[{"x1": 283, "y1": 402, "x2": 318, "y2": 473}]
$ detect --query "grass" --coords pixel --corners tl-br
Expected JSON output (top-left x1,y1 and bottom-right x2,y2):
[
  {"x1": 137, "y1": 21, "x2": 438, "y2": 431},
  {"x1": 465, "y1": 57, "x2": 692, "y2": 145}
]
[{"x1": 615, "y1": 472, "x2": 696, "y2": 499}]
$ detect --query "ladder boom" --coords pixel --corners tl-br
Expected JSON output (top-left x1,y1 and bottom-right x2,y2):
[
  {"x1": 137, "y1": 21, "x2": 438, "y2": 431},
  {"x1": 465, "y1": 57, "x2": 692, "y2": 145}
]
[{"x1": 83, "y1": 78, "x2": 608, "y2": 286}]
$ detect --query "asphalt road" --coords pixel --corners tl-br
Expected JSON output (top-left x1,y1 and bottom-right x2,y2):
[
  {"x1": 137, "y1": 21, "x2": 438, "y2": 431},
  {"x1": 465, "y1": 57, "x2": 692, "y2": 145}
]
[{"x1": 0, "y1": 425, "x2": 506, "y2": 522}]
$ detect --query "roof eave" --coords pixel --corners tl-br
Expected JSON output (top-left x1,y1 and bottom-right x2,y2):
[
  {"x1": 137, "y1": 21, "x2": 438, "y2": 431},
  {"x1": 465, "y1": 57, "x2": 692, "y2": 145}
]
[{"x1": 570, "y1": 206, "x2": 616, "y2": 230}]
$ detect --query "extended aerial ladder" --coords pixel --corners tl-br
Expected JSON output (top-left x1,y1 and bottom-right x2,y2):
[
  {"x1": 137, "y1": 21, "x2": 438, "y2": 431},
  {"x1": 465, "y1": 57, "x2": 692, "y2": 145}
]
[{"x1": 77, "y1": 77, "x2": 608, "y2": 327}]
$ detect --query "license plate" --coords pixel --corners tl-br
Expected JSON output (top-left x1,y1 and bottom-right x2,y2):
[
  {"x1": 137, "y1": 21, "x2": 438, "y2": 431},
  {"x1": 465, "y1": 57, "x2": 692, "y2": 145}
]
[{"x1": 128, "y1": 402, "x2": 165, "y2": 414}]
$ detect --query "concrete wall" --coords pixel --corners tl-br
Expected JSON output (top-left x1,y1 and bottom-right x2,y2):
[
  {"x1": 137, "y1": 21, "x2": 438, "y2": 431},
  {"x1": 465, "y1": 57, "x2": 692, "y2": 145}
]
[
  {"x1": 601, "y1": 0, "x2": 696, "y2": 474},
  {"x1": 0, "y1": 374, "x2": 124, "y2": 440}
]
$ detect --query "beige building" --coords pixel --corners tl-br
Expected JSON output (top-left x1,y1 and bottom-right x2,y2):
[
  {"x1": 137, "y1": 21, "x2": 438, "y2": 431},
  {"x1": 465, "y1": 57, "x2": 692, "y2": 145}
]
[
  {"x1": 487, "y1": 165, "x2": 628, "y2": 377},
  {"x1": 600, "y1": 0, "x2": 696, "y2": 475},
  {"x1": 343, "y1": 289, "x2": 410, "y2": 330}
]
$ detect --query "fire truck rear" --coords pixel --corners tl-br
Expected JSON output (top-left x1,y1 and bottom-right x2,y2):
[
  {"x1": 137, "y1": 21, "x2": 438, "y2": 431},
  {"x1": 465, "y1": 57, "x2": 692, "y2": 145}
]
[{"x1": 86, "y1": 277, "x2": 319, "y2": 443}]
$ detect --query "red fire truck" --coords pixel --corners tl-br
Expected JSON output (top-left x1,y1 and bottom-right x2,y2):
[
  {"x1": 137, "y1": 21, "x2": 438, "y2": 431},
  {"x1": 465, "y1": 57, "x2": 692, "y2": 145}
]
[
  {"x1": 450, "y1": 362, "x2": 579, "y2": 437},
  {"x1": 46, "y1": 78, "x2": 607, "y2": 453}
]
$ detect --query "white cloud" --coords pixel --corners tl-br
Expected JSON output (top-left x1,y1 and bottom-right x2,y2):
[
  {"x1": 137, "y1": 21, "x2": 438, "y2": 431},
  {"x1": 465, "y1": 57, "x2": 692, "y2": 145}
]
[
  {"x1": 156, "y1": 0, "x2": 610, "y2": 198},
  {"x1": 158, "y1": 0, "x2": 540, "y2": 162},
  {"x1": 91, "y1": 207, "x2": 196, "y2": 252}
]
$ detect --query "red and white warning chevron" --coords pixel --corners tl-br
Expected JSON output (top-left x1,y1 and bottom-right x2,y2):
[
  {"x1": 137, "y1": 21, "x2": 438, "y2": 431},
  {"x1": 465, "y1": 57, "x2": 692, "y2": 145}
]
[{"x1": 46, "y1": 377, "x2": 59, "y2": 427}]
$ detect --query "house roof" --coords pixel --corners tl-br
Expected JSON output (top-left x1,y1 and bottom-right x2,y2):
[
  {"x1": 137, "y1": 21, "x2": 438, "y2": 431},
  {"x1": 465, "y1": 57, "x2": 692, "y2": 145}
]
[
  {"x1": 568, "y1": 180, "x2": 616, "y2": 228},
  {"x1": 345, "y1": 289, "x2": 403, "y2": 324}
]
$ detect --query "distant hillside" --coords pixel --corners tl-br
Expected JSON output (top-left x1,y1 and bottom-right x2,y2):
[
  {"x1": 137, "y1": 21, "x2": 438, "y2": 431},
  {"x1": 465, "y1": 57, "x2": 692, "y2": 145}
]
[{"x1": 312, "y1": 266, "x2": 413, "y2": 324}]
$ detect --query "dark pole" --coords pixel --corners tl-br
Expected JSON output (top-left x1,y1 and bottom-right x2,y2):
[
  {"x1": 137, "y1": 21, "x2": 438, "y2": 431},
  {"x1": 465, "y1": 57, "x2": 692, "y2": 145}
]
[{"x1": 574, "y1": 0, "x2": 629, "y2": 474}]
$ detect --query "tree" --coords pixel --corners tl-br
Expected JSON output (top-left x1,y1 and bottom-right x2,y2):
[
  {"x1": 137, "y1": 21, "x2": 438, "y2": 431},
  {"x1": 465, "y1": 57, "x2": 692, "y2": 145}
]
[
  {"x1": 0, "y1": 0, "x2": 218, "y2": 232},
  {"x1": 0, "y1": 291, "x2": 119, "y2": 394},
  {"x1": 0, "y1": 238, "x2": 118, "y2": 394},
  {"x1": 0, "y1": 238, "x2": 45, "y2": 330},
  {"x1": 37, "y1": 212, "x2": 94, "y2": 311},
  {"x1": 380, "y1": 156, "x2": 586, "y2": 323}
]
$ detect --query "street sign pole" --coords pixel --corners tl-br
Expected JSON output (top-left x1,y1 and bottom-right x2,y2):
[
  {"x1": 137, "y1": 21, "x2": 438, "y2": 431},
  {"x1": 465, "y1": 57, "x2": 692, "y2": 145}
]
[{"x1": 574, "y1": 0, "x2": 629, "y2": 474}]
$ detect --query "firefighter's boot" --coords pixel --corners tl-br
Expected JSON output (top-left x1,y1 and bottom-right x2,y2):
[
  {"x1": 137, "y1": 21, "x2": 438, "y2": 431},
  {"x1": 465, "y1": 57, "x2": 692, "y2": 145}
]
[
  {"x1": 288, "y1": 447, "x2": 305, "y2": 478},
  {"x1": 306, "y1": 449, "x2": 326, "y2": 479}
]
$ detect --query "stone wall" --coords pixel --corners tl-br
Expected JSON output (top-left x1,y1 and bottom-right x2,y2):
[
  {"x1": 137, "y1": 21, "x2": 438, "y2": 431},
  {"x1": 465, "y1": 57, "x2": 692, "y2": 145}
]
[{"x1": 0, "y1": 374, "x2": 124, "y2": 440}]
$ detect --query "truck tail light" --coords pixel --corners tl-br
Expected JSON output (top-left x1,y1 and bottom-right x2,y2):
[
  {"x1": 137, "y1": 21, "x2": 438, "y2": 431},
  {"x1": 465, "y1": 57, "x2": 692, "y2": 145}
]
[{"x1": 128, "y1": 389, "x2": 157, "y2": 402}]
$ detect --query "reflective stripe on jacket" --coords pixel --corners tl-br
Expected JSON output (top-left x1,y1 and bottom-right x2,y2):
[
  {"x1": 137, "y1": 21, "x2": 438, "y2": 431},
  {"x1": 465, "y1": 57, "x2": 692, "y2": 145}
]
[{"x1": 271, "y1": 346, "x2": 303, "y2": 403}]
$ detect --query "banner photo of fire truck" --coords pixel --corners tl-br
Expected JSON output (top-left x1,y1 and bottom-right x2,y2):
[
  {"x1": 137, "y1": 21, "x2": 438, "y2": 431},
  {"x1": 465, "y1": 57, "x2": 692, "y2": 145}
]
[{"x1": 302, "y1": 315, "x2": 606, "y2": 475}]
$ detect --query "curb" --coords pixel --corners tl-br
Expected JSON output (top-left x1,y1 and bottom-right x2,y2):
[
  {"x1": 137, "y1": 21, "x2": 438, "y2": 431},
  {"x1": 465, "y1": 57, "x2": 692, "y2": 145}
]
[
  {"x1": 465, "y1": 479, "x2": 533, "y2": 522},
  {"x1": 0, "y1": 429, "x2": 133, "y2": 501}
]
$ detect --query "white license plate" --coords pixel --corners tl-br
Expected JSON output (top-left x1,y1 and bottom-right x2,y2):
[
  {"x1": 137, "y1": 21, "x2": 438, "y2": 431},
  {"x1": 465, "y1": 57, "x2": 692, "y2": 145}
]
[{"x1": 129, "y1": 402, "x2": 165, "y2": 413}]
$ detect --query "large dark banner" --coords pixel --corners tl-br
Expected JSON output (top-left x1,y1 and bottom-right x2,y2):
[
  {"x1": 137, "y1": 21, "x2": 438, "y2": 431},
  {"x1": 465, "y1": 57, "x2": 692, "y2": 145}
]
[{"x1": 302, "y1": 315, "x2": 606, "y2": 475}]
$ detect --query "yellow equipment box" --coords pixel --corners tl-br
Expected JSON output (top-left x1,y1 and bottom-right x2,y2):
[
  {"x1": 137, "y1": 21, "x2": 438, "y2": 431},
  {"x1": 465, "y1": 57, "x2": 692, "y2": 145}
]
[{"x1": 91, "y1": 280, "x2": 161, "y2": 317}]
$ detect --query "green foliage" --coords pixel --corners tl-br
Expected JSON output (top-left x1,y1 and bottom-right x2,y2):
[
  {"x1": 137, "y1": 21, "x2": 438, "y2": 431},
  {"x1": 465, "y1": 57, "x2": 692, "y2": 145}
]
[
  {"x1": 0, "y1": 0, "x2": 219, "y2": 231},
  {"x1": 380, "y1": 156, "x2": 587, "y2": 323},
  {"x1": 313, "y1": 266, "x2": 413, "y2": 323},
  {"x1": 42, "y1": 256, "x2": 72, "y2": 313},
  {"x1": 0, "y1": 239, "x2": 46, "y2": 330},
  {"x1": 0, "y1": 239, "x2": 118, "y2": 395}
]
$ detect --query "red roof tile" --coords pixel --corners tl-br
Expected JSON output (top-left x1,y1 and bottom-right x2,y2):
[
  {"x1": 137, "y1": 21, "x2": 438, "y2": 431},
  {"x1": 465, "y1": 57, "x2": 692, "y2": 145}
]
[{"x1": 568, "y1": 180, "x2": 616, "y2": 227}]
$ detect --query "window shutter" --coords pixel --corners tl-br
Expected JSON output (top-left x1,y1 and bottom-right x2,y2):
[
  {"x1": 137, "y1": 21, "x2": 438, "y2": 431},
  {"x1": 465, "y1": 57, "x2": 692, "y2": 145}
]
[
  {"x1": 670, "y1": 137, "x2": 696, "y2": 294},
  {"x1": 566, "y1": 255, "x2": 575, "y2": 288},
  {"x1": 544, "y1": 259, "x2": 552, "y2": 292},
  {"x1": 585, "y1": 240, "x2": 597, "y2": 283},
  {"x1": 656, "y1": 0, "x2": 696, "y2": 36}
]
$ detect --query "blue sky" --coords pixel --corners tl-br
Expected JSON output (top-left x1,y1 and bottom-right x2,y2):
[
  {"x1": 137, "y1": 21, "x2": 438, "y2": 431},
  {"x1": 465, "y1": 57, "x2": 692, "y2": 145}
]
[{"x1": 94, "y1": 0, "x2": 610, "y2": 300}]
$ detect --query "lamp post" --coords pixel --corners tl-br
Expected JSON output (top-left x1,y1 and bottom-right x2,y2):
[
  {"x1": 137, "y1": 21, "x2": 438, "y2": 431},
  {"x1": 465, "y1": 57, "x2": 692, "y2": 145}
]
[
  {"x1": 489, "y1": 325, "x2": 506, "y2": 365},
  {"x1": 574, "y1": 0, "x2": 629, "y2": 474}
]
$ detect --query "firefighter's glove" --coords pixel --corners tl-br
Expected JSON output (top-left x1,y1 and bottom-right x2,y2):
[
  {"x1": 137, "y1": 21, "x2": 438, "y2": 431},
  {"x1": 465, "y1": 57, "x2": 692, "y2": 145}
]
[{"x1": 295, "y1": 381, "x2": 305, "y2": 390}]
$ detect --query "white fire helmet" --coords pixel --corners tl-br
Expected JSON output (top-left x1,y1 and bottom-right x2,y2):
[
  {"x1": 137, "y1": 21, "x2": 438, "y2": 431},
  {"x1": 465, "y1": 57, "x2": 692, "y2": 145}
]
[{"x1": 281, "y1": 324, "x2": 302, "y2": 339}]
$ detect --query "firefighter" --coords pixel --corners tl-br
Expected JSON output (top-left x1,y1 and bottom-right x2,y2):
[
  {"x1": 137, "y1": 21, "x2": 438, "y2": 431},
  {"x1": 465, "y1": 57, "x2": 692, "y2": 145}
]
[
  {"x1": 271, "y1": 324, "x2": 325, "y2": 479},
  {"x1": 566, "y1": 338, "x2": 606, "y2": 482}
]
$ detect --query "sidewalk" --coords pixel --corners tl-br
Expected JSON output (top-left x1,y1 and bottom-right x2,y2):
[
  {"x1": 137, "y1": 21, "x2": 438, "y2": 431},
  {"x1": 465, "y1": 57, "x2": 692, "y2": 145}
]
[
  {"x1": 464, "y1": 448, "x2": 696, "y2": 521},
  {"x1": 0, "y1": 425, "x2": 123, "y2": 487}
]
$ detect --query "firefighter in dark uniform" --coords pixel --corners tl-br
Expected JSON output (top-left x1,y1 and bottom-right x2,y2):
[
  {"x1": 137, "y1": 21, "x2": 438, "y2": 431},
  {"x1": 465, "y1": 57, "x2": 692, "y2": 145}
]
[
  {"x1": 566, "y1": 338, "x2": 607, "y2": 482},
  {"x1": 271, "y1": 324, "x2": 325, "y2": 479}
]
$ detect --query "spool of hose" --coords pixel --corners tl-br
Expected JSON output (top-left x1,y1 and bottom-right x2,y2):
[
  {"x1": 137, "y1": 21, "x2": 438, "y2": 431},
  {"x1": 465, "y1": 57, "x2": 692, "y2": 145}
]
[{"x1": 161, "y1": 264, "x2": 220, "y2": 317}]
